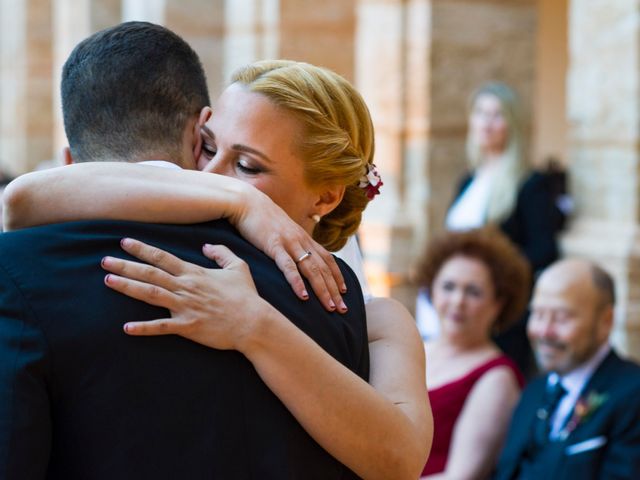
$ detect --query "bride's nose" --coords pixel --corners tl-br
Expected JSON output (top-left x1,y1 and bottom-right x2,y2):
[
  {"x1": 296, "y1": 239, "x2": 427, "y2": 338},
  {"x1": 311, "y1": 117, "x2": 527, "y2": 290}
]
[{"x1": 201, "y1": 158, "x2": 224, "y2": 174}]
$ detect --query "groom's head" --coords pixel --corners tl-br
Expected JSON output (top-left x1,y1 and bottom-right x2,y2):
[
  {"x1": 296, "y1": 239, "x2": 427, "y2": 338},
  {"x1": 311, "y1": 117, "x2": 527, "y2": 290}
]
[{"x1": 61, "y1": 21, "x2": 210, "y2": 168}]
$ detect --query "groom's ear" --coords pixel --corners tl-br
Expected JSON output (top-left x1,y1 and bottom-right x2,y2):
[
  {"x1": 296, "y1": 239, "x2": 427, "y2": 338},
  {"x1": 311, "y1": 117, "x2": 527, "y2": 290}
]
[
  {"x1": 62, "y1": 147, "x2": 74, "y2": 165},
  {"x1": 192, "y1": 106, "x2": 213, "y2": 164}
]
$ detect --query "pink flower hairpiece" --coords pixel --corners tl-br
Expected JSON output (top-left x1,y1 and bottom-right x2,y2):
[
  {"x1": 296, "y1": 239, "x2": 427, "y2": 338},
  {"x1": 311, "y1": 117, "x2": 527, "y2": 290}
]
[{"x1": 359, "y1": 163, "x2": 383, "y2": 200}]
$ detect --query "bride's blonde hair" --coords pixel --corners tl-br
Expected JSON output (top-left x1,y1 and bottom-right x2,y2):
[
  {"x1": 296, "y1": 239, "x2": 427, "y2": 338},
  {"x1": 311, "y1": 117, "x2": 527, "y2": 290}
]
[
  {"x1": 231, "y1": 60, "x2": 375, "y2": 251},
  {"x1": 466, "y1": 82, "x2": 526, "y2": 224}
]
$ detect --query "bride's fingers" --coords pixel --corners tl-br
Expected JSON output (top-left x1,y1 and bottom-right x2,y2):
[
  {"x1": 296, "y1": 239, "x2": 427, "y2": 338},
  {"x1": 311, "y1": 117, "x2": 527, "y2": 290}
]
[
  {"x1": 104, "y1": 273, "x2": 177, "y2": 310},
  {"x1": 316, "y1": 247, "x2": 347, "y2": 294},
  {"x1": 123, "y1": 318, "x2": 178, "y2": 336},
  {"x1": 273, "y1": 248, "x2": 310, "y2": 301},
  {"x1": 101, "y1": 256, "x2": 178, "y2": 290},
  {"x1": 297, "y1": 252, "x2": 347, "y2": 313},
  {"x1": 120, "y1": 238, "x2": 187, "y2": 276}
]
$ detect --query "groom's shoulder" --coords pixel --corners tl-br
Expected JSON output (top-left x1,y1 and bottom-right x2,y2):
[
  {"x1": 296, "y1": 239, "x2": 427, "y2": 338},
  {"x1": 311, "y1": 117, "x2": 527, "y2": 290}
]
[
  {"x1": 0, "y1": 219, "x2": 253, "y2": 278},
  {"x1": 0, "y1": 218, "x2": 241, "y2": 247}
]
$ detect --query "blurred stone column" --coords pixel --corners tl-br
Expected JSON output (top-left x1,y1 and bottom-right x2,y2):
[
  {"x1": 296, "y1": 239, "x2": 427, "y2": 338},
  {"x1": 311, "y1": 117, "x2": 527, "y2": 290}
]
[
  {"x1": 222, "y1": 0, "x2": 279, "y2": 91},
  {"x1": 0, "y1": 0, "x2": 53, "y2": 174},
  {"x1": 222, "y1": 1, "x2": 355, "y2": 88},
  {"x1": 355, "y1": 0, "x2": 418, "y2": 307},
  {"x1": 52, "y1": 0, "x2": 121, "y2": 162},
  {"x1": 562, "y1": 0, "x2": 640, "y2": 360},
  {"x1": 356, "y1": 0, "x2": 536, "y2": 310},
  {"x1": 279, "y1": 0, "x2": 355, "y2": 80}
]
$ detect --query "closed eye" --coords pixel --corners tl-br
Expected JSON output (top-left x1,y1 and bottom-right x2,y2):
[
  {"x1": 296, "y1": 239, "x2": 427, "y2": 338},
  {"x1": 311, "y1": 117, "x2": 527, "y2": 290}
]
[
  {"x1": 237, "y1": 161, "x2": 262, "y2": 175},
  {"x1": 202, "y1": 143, "x2": 217, "y2": 159}
]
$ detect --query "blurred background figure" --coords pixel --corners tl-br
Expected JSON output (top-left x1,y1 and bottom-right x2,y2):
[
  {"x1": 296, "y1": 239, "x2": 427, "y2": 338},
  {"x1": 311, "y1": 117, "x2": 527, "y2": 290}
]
[
  {"x1": 496, "y1": 258, "x2": 640, "y2": 479},
  {"x1": 416, "y1": 82, "x2": 559, "y2": 378},
  {"x1": 416, "y1": 228, "x2": 530, "y2": 479}
]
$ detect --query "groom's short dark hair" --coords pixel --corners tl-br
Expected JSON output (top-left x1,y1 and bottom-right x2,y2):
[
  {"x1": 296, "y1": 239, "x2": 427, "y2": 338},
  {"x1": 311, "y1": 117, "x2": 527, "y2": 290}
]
[{"x1": 61, "y1": 21, "x2": 210, "y2": 162}]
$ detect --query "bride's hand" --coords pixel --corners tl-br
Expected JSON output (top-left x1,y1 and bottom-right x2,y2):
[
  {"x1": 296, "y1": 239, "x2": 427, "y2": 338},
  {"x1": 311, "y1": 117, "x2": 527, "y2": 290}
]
[
  {"x1": 228, "y1": 184, "x2": 348, "y2": 313},
  {"x1": 102, "y1": 239, "x2": 275, "y2": 350}
]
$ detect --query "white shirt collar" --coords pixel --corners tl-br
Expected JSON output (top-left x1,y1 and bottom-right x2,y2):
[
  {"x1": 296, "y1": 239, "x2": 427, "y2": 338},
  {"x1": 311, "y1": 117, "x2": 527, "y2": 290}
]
[
  {"x1": 139, "y1": 160, "x2": 182, "y2": 169},
  {"x1": 548, "y1": 342, "x2": 611, "y2": 391}
]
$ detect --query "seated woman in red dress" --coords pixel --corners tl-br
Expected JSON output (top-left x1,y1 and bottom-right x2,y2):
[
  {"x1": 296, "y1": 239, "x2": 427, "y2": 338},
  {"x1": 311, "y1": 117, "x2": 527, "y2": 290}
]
[{"x1": 417, "y1": 228, "x2": 529, "y2": 479}]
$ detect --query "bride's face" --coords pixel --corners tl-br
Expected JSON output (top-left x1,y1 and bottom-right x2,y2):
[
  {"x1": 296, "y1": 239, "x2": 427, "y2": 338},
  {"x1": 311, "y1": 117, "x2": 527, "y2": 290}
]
[{"x1": 198, "y1": 83, "x2": 320, "y2": 230}]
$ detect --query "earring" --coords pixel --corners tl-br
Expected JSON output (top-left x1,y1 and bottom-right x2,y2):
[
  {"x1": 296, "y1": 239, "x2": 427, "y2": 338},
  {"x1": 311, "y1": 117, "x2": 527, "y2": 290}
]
[{"x1": 311, "y1": 214, "x2": 321, "y2": 224}]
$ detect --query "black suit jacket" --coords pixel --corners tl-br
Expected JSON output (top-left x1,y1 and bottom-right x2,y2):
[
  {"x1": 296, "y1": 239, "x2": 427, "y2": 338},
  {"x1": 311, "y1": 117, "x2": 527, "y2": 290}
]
[
  {"x1": 495, "y1": 350, "x2": 640, "y2": 479},
  {"x1": 0, "y1": 220, "x2": 369, "y2": 479},
  {"x1": 454, "y1": 171, "x2": 558, "y2": 275}
]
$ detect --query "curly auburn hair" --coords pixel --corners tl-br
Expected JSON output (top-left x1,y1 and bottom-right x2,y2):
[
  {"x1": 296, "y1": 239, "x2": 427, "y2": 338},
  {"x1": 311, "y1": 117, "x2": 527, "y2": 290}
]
[{"x1": 415, "y1": 227, "x2": 531, "y2": 332}]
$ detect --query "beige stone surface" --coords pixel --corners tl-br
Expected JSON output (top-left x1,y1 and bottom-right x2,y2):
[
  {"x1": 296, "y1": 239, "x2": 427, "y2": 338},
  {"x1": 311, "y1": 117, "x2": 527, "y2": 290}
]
[
  {"x1": 534, "y1": 0, "x2": 568, "y2": 166},
  {"x1": 563, "y1": 0, "x2": 640, "y2": 359},
  {"x1": 0, "y1": 0, "x2": 53, "y2": 175},
  {"x1": 279, "y1": 0, "x2": 355, "y2": 80},
  {"x1": 357, "y1": 0, "x2": 536, "y2": 306}
]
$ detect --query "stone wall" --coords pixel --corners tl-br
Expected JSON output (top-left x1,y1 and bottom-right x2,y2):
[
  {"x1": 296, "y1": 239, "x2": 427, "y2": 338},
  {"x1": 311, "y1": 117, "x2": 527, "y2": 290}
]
[
  {"x1": 0, "y1": 0, "x2": 54, "y2": 175},
  {"x1": 562, "y1": 0, "x2": 640, "y2": 359},
  {"x1": 356, "y1": 0, "x2": 537, "y2": 309}
]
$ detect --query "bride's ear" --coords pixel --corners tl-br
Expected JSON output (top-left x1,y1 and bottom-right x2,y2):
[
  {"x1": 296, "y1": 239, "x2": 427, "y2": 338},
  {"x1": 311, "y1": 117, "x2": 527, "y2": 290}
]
[
  {"x1": 192, "y1": 106, "x2": 213, "y2": 158},
  {"x1": 312, "y1": 185, "x2": 346, "y2": 218}
]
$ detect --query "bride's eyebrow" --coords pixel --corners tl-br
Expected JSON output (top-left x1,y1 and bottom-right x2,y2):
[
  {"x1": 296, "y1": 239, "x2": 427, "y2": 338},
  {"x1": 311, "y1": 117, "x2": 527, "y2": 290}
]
[
  {"x1": 232, "y1": 144, "x2": 273, "y2": 164},
  {"x1": 202, "y1": 124, "x2": 272, "y2": 163}
]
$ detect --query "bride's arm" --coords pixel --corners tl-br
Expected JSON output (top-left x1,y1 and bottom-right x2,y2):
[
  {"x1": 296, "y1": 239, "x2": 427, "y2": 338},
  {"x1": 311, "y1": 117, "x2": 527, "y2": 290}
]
[
  {"x1": 3, "y1": 163, "x2": 251, "y2": 229},
  {"x1": 102, "y1": 240, "x2": 433, "y2": 480},
  {"x1": 243, "y1": 297, "x2": 431, "y2": 480},
  {"x1": 2, "y1": 163, "x2": 346, "y2": 310}
]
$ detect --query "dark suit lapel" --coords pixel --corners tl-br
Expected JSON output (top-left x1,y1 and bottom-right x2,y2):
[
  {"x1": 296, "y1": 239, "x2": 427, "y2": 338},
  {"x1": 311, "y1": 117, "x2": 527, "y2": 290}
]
[
  {"x1": 558, "y1": 350, "x2": 618, "y2": 442},
  {"x1": 579, "y1": 350, "x2": 620, "y2": 395}
]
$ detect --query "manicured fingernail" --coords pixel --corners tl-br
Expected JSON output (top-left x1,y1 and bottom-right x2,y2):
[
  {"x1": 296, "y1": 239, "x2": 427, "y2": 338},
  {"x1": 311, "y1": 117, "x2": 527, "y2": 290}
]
[
  {"x1": 339, "y1": 300, "x2": 348, "y2": 312},
  {"x1": 104, "y1": 274, "x2": 112, "y2": 285},
  {"x1": 121, "y1": 238, "x2": 131, "y2": 247},
  {"x1": 123, "y1": 323, "x2": 131, "y2": 333},
  {"x1": 329, "y1": 299, "x2": 336, "y2": 310},
  {"x1": 341, "y1": 283, "x2": 347, "y2": 293},
  {"x1": 101, "y1": 256, "x2": 109, "y2": 267},
  {"x1": 301, "y1": 289, "x2": 309, "y2": 300}
]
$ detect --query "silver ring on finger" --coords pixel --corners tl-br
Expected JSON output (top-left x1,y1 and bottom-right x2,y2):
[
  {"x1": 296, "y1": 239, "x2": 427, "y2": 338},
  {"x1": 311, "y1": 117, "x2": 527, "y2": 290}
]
[{"x1": 296, "y1": 251, "x2": 312, "y2": 263}]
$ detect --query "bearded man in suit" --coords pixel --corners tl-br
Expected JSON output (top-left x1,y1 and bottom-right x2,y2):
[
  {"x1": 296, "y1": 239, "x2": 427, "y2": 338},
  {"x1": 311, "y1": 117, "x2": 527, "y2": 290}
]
[{"x1": 495, "y1": 258, "x2": 640, "y2": 479}]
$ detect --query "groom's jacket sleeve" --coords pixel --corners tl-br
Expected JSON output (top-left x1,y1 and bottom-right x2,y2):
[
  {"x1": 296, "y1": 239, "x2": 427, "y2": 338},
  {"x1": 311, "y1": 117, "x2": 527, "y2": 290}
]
[{"x1": 0, "y1": 262, "x2": 51, "y2": 479}]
